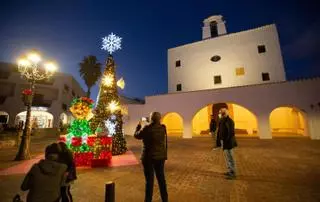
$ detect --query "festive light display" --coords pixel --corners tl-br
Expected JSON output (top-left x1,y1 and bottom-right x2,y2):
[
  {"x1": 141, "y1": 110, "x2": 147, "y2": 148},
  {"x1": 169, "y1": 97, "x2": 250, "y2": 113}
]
[
  {"x1": 69, "y1": 97, "x2": 94, "y2": 120},
  {"x1": 17, "y1": 51, "x2": 57, "y2": 81},
  {"x1": 108, "y1": 100, "x2": 120, "y2": 113},
  {"x1": 105, "y1": 119, "x2": 117, "y2": 136},
  {"x1": 22, "y1": 89, "x2": 33, "y2": 96},
  {"x1": 101, "y1": 33, "x2": 122, "y2": 54},
  {"x1": 102, "y1": 74, "x2": 114, "y2": 87},
  {"x1": 117, "y1": 77, "x2": 125, "y2": 89},
  {"x1": 90, "y1": 38, "x2": 127, "y2": 155},
  {"x1": 65, "y1": 97, "x2": 92, "y2": 164},
  {"x1": 60, "y1": 96, "x2": 113, "y2": 167}
]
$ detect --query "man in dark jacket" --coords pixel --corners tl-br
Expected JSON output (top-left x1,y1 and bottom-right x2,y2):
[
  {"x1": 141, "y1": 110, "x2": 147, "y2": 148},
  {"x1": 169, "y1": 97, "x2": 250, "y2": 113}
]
[
  {"x1": 21, "y1": 143, "x2": 67, "y2": 202},
  {"x1": 134, "y1": 112, "x2": 168, "y2": 202},
  {"x1": 217, "y1": 108, "x2": 237, "y2": 179}
]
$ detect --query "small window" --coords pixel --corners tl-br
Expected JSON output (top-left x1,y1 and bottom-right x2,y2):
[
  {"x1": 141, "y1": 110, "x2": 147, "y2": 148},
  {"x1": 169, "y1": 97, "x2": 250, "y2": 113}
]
[
  {"x1": 262, "y1": 73, "x2": 270, "y2": 81},
  {"x1": 210, "y1": 21, "x2": 218, "y2": 37},
  {"x1": 175, "y1": 60, "x2": 181, "y2": 67},
  {"x1": 176, "y1": 84, "x2": 182, "y2": 91},
  {"x1": 62, "y1": 103, "x2": 67, "y2": 111},
  {"x1": 214, "y1": 75, "x2": 222, "y2": 84},
  {"x1": 211, "y1": 55, "x2": 221, "y2": 62},
  {"x1": 0, "y1": 96, "x2": 6, "y2": 104},
  {"x1": 258, "y1": 45, "x2": 266, "y2": 53},
  {"x1": 64, "y1": 84, "x2": 70, "y2": 92},
  {"x1": 236, "y1": 67, "x2": 245, "y2": 76}
]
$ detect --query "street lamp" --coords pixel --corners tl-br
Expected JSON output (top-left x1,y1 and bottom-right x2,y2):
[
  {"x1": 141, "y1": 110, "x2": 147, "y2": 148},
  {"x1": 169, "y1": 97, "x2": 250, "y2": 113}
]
[{"x1": 15, "y1": 50, "x2": 57, "y2": 160}]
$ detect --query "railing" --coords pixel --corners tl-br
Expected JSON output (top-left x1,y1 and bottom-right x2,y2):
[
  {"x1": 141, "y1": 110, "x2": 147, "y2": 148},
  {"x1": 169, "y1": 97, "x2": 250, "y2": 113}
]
[{"x1": 32, "y1": 99, "x2": 52, "y2": 107}]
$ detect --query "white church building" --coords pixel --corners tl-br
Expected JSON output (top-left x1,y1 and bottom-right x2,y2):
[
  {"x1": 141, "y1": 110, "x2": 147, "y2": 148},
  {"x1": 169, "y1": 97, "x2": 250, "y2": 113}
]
[{"x1": 123, "y1": 15, "x2": 320, "y2": 140}]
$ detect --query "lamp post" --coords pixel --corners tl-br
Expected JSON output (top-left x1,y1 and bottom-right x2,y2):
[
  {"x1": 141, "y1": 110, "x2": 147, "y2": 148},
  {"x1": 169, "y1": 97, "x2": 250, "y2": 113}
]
[{"x1": 15, "y1": 50, "x2": 57, "y2": 160}]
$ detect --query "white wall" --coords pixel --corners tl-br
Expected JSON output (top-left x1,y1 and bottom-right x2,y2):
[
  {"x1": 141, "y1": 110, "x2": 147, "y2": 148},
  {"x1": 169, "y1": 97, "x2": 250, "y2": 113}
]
[
  {"x1": 0, "y1": 71, "x2": 85, "y2": 127},
  {"x1": 124, "y1": 79, "x2": 320, "y2": 140},
  {"x1": 168, "y1": 24, "x2": 286, "y2": 93}
]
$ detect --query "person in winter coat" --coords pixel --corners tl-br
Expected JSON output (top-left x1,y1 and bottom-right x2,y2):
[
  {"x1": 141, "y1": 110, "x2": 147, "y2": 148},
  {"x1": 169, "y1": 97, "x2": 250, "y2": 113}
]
[
  {"x1": 57, "y1": 142, "x2": 77, "y2": 202},
  {"x1": 134, "y1": 112, "x2": 168, "y2": 202},
  {"x1": 217, "y1": 108, "x2": 238, "y2": 179},
  {"x1": 21, "y1": 143, "x2": 67, "y2": 202}
]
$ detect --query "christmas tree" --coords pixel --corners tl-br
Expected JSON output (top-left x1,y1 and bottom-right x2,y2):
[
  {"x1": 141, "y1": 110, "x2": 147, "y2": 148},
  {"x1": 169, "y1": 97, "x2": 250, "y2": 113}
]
[{"x1": 90, "y1": 33, "x2": 127, "y2": 155}]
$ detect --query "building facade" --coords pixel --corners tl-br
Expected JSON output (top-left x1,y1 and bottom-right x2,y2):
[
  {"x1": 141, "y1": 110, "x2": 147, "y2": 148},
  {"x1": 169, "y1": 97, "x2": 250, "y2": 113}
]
[
  {"x1": 0, "y1": 62, "x2": 86, "y2": 128},
  {"x1": 168, "y1": 16, "x2": 286, "y2": 93},
  {"x1": 124, "y1": 15, "x2": 320, "y2": 140}
]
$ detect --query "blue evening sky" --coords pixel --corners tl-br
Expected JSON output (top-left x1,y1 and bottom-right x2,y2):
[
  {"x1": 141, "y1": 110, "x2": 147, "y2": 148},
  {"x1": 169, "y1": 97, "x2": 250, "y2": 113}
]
[{"x1": 0, "y1": 0, "x2": 319, "y2": 100}]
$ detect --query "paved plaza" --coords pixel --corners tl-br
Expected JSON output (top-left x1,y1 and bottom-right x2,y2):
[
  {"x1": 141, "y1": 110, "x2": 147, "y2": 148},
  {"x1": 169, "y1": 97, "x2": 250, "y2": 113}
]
[{"x1": 0, "y1": 136, "x2": 320, "y2": 202}]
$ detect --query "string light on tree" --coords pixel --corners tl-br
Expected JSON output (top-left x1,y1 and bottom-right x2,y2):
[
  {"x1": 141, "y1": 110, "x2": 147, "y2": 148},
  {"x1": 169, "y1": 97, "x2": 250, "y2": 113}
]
[
  {"x1": 102, "y1": 74, "x2": 114, "y2": 87},
  {"x1": 108, "y1": 100, "x2": 120, "y2": 113},
  {"x1": 105, "y1": 119, "x2": 117, "y2": 136},
  {"x1": 110, "y1": 115, "x2": 116, "y2": 120}
]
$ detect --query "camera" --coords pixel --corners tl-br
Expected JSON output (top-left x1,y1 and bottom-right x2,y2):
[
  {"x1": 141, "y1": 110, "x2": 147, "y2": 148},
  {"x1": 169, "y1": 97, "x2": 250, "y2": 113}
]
[{"x1": 141, "y1": 117, "x2": 149, "y2": 122}]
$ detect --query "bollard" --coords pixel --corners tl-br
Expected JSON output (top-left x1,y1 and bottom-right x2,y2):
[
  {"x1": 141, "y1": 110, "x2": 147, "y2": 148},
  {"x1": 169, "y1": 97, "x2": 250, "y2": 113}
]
[{"x1": 105, "y1": 181, "x2": 115, "y2": 202}]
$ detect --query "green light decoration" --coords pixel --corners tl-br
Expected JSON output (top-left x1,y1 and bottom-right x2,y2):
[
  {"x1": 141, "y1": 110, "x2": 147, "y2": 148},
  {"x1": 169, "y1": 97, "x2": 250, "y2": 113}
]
[{"x1": 68, "y1": 119, "x2": 92, "y2": 137}]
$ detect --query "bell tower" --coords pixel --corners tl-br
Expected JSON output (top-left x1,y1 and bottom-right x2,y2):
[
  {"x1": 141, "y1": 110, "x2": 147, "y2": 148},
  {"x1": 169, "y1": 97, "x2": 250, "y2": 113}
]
[{"x1": 202, "y1": 15, "x2": 227, "y2": 39}]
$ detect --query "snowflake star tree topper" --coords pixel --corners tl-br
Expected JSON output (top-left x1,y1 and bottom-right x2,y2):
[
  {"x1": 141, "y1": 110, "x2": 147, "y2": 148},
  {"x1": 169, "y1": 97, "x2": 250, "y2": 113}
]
[{"x1": 101, "y1": 33, "x2": 122, "y2": 54}]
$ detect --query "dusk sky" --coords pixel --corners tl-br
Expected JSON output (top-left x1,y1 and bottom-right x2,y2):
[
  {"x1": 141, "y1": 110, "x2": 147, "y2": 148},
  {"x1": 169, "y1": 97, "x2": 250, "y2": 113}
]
[{"x1": 0, "y1": 0, "x2": 319, "y2": 100}]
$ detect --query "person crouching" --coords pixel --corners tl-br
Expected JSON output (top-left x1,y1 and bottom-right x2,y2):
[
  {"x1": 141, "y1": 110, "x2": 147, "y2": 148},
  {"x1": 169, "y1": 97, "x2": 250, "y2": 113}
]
[{"x1": 21, "y1": 143, "x2": 67, "y2": 202}]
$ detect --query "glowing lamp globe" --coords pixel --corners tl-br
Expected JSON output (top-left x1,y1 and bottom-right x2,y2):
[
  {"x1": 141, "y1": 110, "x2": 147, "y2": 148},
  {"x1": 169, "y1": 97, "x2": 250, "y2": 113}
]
[
  {"x1": 27, "y1": 52, "x2": 41, "y2": 63},
  {"x1": 18, "y1": 58, "x2": 31, "y2": 67},
  {"x1": 45, "y1": 62, "x2": 57, "y2": 72}
]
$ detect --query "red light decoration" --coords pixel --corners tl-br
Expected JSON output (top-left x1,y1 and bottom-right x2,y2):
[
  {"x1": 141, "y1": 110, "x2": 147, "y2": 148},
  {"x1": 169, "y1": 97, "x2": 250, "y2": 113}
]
[
  {"x1": 71, "y1": 137, "x2": 82, "y2": 147},
  {"x1": 60, "y1": 135, "x2": 113, "y2": 167},
  {"x1": 87, "y1": 136, "x2": 96, "y2": 147},
  {"x1": 74, "y1": 152, "x2": 94, "y2": 167},
  {"x1": 22, "y1": 89, "x2": 33, "y2": 96}
]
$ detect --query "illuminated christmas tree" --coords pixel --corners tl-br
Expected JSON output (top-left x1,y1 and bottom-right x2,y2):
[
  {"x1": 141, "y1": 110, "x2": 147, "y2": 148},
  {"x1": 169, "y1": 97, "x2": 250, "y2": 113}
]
[{"x1": 90, "y1": 33, "x2": 127, "y2": 155}]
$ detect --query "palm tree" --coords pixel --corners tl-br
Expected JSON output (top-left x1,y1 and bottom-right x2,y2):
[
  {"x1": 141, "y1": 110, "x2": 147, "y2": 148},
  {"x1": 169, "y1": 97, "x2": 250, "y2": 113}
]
[{"x1": 79, "y1": 55, "x2": 102, "y2": 97}]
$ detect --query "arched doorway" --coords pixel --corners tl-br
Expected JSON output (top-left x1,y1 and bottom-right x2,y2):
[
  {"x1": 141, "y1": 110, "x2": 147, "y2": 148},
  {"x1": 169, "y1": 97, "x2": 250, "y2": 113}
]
[
  {"x1": 270, "y1": 106, "x2": 307, "y2": 137},
  {"x1": 59, "y1": 113, "x2": 68, "y2": 125},
  {"x1": 15, "y1": 110, "x2": 54, "y2": 128},
  {"x1": 0, "y1": 111, "x2": 9, "y2": 124},
  {"x1": 161, "y1": 112, "x2": 183, "y2": 137},
  {"x1": 192, "y1": 103, "x2": 258, "y2": 136}
]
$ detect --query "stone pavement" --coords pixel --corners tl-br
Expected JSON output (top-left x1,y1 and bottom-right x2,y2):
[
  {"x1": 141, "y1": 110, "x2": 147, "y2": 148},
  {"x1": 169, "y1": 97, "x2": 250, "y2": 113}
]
[{"x1": 0, "y1": 136, "x2": 320, "y2": 202}]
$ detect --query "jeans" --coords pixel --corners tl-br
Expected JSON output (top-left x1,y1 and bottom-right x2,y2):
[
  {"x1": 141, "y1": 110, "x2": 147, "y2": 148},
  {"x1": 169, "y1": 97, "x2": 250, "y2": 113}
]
[
  {"x1": 142, "y1": 159, "x2": 168, "y2": 202},
  {"x1": 216, "y1": 132, "x2": 222, "y2": 147},
  {"x1": 223, "y1": 149, "x2": 236, "y2": 174}
]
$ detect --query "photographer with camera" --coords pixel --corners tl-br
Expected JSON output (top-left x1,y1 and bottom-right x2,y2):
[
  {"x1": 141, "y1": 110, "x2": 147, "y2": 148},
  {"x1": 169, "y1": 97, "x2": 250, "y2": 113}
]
[{"x1": 134, "y1": 112, "x2": 168, "y2": 202}]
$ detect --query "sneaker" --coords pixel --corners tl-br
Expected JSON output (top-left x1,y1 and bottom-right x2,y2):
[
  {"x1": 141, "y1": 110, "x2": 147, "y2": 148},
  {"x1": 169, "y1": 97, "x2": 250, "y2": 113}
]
[
  {"x1": 225, "y1": 174, "x2": 236, "y2": 180},
  {"x1": 224, "y1": 171, "x2": 236, "y2": 176},
  {"x1": 211, "y1": 147, "x2": 220, "y2": 151},
  {"x1": 224, "y1": 172, "x2": 236, "y2": 179},
  {"x1": 223, "y1": 172, "x2": 230, "y2": 176}
]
